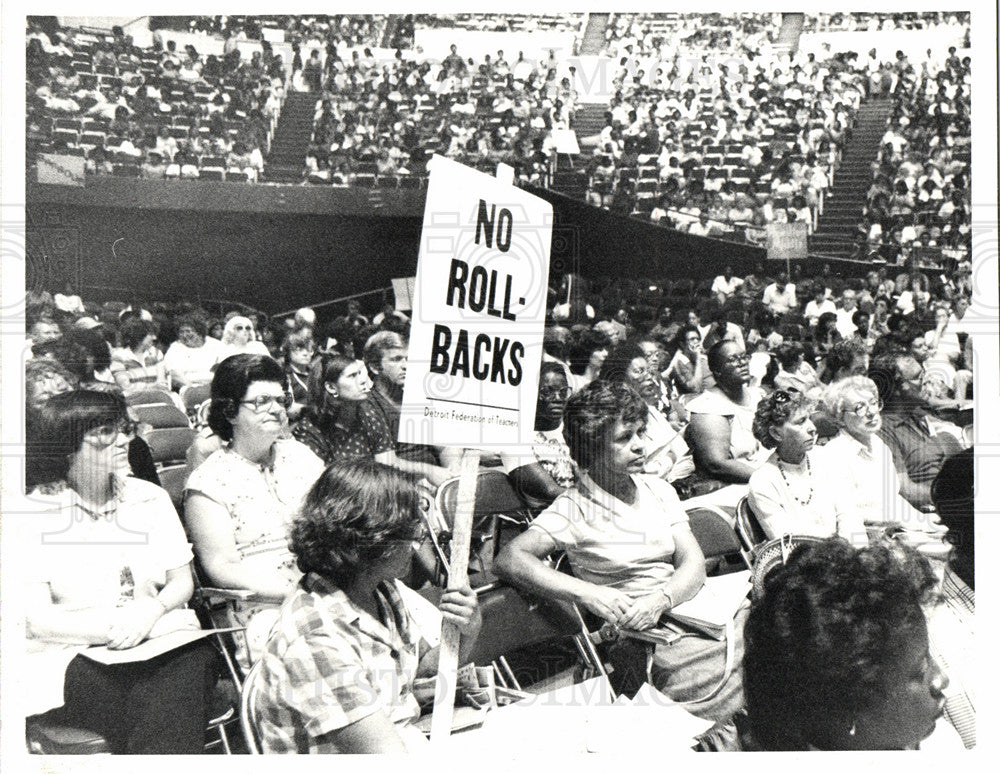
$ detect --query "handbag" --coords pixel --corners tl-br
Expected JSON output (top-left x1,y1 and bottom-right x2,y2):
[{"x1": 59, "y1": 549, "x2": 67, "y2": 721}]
[{"x1": 750, "y1": 533, "x2": 823, "y2": 601}]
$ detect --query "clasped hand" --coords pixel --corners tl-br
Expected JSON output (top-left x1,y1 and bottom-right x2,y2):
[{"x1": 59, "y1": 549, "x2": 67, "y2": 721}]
[
  {"x1": 106, "y1": 598, "x2": 164, "y2": 650},
  {"x1": 579, "y1": 586, "x2": 670, "y2": 631}
]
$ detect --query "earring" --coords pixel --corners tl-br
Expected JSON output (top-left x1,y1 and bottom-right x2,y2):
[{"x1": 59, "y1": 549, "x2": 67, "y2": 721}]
[{"x1": 849, "y1": 721, "x2": 857, "y2": 737}]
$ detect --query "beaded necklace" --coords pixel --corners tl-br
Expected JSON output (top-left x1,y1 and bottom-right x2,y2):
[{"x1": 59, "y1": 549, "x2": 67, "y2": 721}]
[{"x1": 776, "y1": 455, "x2": 813, "y2": 505}]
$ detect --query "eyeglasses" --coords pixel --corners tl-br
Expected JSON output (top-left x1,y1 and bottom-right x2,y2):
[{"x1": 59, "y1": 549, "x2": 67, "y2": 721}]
[
  {"x1": 725, "y1": 353, "x2": 750, "y2": 366},
  {"x1": 849, "y1": 399, "x2": 883, "y2": 417},
  {"x1": 85, "y1": 419, "x2": 137, "y2": 447},
  {"x1": 240, "y1": 392, "x2": 293, "y2": 412},
  {"x1": 772, "y1": 390, "x2": 792, "y2": 405},
  {"x1": 539, "y1": 386, "x2": 571, "y2": 400}
]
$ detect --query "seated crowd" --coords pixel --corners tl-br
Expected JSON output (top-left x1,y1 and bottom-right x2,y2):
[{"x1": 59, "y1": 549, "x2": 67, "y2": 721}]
[
  {"x1": 21, "y1": 249, "x2": 974, "y2": 751},
  {"x1": 856, "y1": 46, "x2": 971, "y2": 262},
  {"x1": 303, "y1": 44, "x2": 575, "y2": 187},
  {"x1": 26, "y1": 18, "x2": 283, "y2": 180}
]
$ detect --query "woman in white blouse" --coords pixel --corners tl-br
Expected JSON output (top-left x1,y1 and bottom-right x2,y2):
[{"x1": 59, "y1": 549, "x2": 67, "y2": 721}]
[{"x1": 748, "y1": 390, "x2": 866, "y2": 545}]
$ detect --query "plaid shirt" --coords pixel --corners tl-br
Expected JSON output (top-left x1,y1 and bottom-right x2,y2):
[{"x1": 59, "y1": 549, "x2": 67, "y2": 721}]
[{"x1": 256, "y1": 573, "x2": 423, "y2": 753}]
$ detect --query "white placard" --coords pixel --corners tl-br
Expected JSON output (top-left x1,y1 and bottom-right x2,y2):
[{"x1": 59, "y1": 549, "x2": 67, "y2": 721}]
[{"x1": 400, "y1": 156, "x2": 552, "y2": 448}]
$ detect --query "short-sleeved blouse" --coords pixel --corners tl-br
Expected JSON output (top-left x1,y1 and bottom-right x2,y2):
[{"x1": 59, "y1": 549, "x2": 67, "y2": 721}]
[
  {"x1": 21, "y1": 477, "x2": 196, "y2": 714},
  {"x1": 184, "y1": 439, "x2": 324, "y2": 581},
  {"x1": 528, "y1": 473, "x2": 690, "y2": 596}
]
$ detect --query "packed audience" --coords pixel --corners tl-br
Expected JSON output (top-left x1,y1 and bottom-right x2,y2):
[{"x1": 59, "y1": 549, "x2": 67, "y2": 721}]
[
  {"x1": 20, "y1": 11, "x2": 976, "y2": 757},
  {"x1": 856, "y1": 45, "x2": 971, "y2": 263},
  {"x1": 302, "y1": 44, "x2": 574, "y2": 186},
  {"x1": 22, "y1": 252, "x2": 975, "y2": 752},
  {"x1": 585, "y1": 14, "x2": 864, "y2": 240},
  {"x1": 26, "y1": 18, "x2": 283, "y2": 180}
]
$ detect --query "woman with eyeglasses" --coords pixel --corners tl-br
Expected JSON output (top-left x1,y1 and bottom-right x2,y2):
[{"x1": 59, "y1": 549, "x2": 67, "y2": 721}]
[
  {"x1": 22, "y1": 390, "x2": 215, "y2": 753},
  {"x1": 500, "y1": 361, "x2": 577, "y2": 510},
  {"x1": 279, "y1": 328, "x2": 315, "y2": 421},
  {"x1": 685, "y1": 340, "x2": 769, "y2": 485},
  {"x1": 184, "y1": 354, "x2": 325, "y2": 667},
  {"x1": 256, "y1": 459, "x2": 481, "y2": 753},
  {"x1": 748, "y1": 390, "x2": 867, "y2": 545},
  {"x1": 821, "y1": 375, "x2": 945, "y2": 535},
  {"x1": 218, "y1": 315, "x2": 270, "y2": 361}
]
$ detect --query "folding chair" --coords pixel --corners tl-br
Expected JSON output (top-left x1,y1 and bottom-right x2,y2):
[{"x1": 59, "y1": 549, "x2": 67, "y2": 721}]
[
  {"x1": 734, "y1": 496, "x2": 767, "y2": 567},
  {"x1": 432, "y1": 470, "x2": 534, "y2": 589},
  {"x1": 132, "y1": 403, "x2": 190, "y2": 429},
  {"x1": 144, "y1": 426, "x2": 196, "y2": 466},
  {"x1": 686, "y1": 505, "x2": 751, "y2": 575},
  {"x1": 465, "y1": 583, "x2": 608, "y2": 693},
  {"x1": 239, "y1": 660, "x2": 264, "y2": 755}
]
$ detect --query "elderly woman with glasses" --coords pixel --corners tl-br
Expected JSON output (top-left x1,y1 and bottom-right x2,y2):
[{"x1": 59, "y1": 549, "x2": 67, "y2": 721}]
[
  {"x1": 184, "y1": 354, "x2": 324, "y2": 667},
  {"x1": 22, "y1": 390, "x2": 215, "y2": 753},
  {"x1": 218, "y1": 315, "x2": 270, "y2": 360},
  {"x1": 748, "y1": 390, "x2": 867, "y2": 545},
  {"x1": 821, "y1": 375, "x2": 945, "y2": 536}
]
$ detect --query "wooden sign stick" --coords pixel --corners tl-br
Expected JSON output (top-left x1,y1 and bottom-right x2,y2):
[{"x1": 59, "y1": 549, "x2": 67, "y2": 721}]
[{"x1": 429, "y1": 447, "x2": 481, "y2": 743}]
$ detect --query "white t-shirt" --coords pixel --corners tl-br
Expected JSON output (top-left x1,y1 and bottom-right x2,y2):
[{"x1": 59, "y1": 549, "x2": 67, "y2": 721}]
[
  {"x1": 529, "y1": 473, "x2": 690, "y2": 596},
  {"x1": 163, "y1": 336, "x2": 223, "y2": 386}
]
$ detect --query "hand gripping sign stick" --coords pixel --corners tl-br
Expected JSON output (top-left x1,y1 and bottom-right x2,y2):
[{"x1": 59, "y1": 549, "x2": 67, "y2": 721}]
[
  {"x1": 429, "y1": 446, "x2": 481, "y2": 743},
  {"x1": 430, "y1": 164, "x2": 513, "y2": 744}
]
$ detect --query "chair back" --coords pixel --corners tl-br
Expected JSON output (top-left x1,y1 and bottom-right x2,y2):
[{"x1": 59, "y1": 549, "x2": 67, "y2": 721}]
[
  {"x1": 157, "y1": 463, "x2": 188, "y2": 515},
  {"x1": 180, "y1": 383, "x2": 212, "y2": 412},
  {"x1": 132, "y1": 403, "x2": 190, "y2": 429},
  {"x1": 125, "y1": 388, "x2": 175, "y2": 408},
  {"x1": 433, "y1": 470, "x2": 533, "y2": 583},
  {"x1": 734, "y1": 496, "x2": 767, "y2": 557},
  {"x1": 145, "y1": 427, "x2": 197, "y2": 466},
  {"x1": 686, "y1": 506, "x2": 747, "y2": 573},
  {"x1": 239, "y1": 660, "x2": 264, "y2": 755}
]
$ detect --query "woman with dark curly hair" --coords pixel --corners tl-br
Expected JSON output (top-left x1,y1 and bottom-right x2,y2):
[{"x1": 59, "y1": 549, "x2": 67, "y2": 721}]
[
  {"x1": 184, "y1": 354, "x2": 324, "y2": 666},
  {"x1": 747, "y1": 390, "x2": 867, "y2": 545},
  {"x1": 255, "y1": 459, "x2": 481, "y2": 753},
  {"x1": 738, "y1": 538, "x2": 950, "y2": 750},
  {"x1": 495, "y1": 380, "x2": 743, "y2": 721}
]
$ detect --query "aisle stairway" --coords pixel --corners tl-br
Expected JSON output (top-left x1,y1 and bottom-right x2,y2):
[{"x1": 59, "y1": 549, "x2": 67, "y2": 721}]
[
  {"x1": 262, "y1": 91, "x2": 319, "y2": 184},
  {"x1": 579, "y1": 12, "x2": 609, "y2": 55},
  {"x1": 571, "y1": 103, "x2": 609, "y2": 147},
  {"x1": 774, "y1": 13, "x2": 804, "y2": 54},
  {"x1": 809, "y1": 97, "x2": 893, "y2": 258}
]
